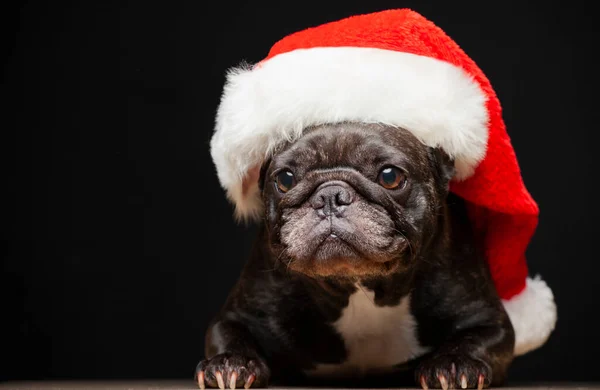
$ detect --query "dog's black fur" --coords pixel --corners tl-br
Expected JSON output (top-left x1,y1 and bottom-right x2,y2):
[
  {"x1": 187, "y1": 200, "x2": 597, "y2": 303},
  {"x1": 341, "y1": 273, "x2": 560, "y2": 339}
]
[{"x1": 197, "y1": 123, "x2": 515, "y2": 389}]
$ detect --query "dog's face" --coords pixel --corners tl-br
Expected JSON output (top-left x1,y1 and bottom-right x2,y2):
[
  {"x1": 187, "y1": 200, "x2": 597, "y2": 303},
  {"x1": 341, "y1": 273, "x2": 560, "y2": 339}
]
[{"x1": 260, "y1": 122, "x2": 455, "y2": 279}]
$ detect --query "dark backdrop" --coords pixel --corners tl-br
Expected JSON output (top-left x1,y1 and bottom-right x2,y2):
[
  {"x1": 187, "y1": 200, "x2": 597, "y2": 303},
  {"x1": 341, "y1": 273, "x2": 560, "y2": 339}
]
[{"x1": 2, "y1": 0, "x2": 598, "y2": 384}]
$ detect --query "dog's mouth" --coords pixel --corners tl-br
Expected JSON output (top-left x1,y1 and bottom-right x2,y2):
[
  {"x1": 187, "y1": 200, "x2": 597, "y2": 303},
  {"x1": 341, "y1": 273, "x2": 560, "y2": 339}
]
[
  {"x1": 311, "y1": 223, "x2": 373, "y2": 259},
  {"x1": 283, "y1": 218, "x2": 407, "y2": 278},
  {"x1": 313, "y1": 230, "x2": 360, "y2": 261}
]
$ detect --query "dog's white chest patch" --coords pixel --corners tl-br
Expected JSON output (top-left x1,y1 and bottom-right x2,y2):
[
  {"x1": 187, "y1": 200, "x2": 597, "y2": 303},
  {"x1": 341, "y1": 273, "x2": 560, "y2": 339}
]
[{"x1": 306, "y1": 284, "x2": 430, "y2": 378}]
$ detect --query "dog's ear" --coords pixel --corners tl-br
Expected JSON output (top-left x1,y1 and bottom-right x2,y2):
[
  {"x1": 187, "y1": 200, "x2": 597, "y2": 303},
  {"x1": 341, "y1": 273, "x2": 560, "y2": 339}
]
[
  {"x1": 428, "y1": 147, "x2": 455, "y2": 196},
  {"x1": 258, "y1": 157, "x2": 272, "y2": 193}
]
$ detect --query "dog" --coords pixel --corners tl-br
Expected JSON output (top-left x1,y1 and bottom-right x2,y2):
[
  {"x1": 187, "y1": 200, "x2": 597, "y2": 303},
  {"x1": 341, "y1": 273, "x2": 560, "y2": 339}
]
[{"x1": 196, "y1": 122, "x2": 515, "y2": 389}]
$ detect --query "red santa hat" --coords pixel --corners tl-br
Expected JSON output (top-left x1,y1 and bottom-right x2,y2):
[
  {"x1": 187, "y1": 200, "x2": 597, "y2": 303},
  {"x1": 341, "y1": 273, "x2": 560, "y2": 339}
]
[{"x1": 209, "y1": 9, "x2": 556, "y2": 356}]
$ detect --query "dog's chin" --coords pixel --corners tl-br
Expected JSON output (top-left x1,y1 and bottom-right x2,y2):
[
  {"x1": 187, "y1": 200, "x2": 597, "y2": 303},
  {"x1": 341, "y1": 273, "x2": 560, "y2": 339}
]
[{"x1": 285, "y1": 235, "x2": 407, "y2": 278}]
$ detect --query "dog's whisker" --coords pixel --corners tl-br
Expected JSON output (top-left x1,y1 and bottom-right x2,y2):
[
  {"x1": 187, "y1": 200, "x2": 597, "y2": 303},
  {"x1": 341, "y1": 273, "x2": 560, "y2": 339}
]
[
  {"x1": 275, "y1": 248, "x2": 295, "y2": 274},
  {"x1": 285, "y1": 257, "x2": 294, "y2": 273},
  {"x1": 260, "y1": 245, "x2": 293, "y2": 273},
  {"x1": 391, "y1": 227, "x2": 415, "y2": 257},
  {"x1": 356, "y1": 283, "x2": 376, "y2": 307},
  {"x1": 261, "y1": 248, "x2": 287, "y2": 273}
]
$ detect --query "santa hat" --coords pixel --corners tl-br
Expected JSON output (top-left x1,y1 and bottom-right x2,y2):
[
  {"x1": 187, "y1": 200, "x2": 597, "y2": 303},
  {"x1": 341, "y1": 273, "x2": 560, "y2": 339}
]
[{"x1": 209, "y1": 9, "x2": 556, "y2": 356}]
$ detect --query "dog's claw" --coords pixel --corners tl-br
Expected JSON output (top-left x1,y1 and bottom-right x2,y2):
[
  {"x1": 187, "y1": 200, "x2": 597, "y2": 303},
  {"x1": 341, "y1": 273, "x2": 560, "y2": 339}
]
[
  {"x1": 420, "y1": 375, "x2": 428, "y2": 390},
  {"x1": 439, "y1": 375, "x2": 448, "y2": 390},
  {"x1": 460, "y1": 374, "x2": 467, "y2": 389},
  {"x1": 198, "y1": 371, "x2": 205, "y2": 390},
  {"x1": 244, "y1": 374, "x2": 255, "y2": 389},
  {"x1": 216, "y1": 371, "x2": 225, "y2": 390},
  {"x1": 229, "y1": 372, "x2": 237, "y2": 389},
  {"x1": 477, "y1": 374, "x2": 484, "y2": 390}
]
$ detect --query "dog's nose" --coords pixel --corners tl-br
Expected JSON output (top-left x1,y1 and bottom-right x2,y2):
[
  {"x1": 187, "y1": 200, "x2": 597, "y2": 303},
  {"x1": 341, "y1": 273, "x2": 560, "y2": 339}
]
[{"x1": 310, "y1": 184, "x2": 354, "y2": 217}]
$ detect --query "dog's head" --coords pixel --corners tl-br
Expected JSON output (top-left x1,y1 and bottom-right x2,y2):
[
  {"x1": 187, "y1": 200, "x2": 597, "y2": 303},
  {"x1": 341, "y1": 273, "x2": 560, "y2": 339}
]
[{"x1": 259, "y1": 122, "x2": 455, "y2": 279}]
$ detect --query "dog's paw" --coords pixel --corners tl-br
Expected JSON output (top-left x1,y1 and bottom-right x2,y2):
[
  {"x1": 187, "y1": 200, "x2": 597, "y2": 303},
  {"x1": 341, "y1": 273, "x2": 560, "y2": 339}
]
[
  {"x1": 195, "y1": 353, "x2": 270, "y2": 389},
  {"x1": 415, "y1": 353, "x2": 491, "y2": 390}
]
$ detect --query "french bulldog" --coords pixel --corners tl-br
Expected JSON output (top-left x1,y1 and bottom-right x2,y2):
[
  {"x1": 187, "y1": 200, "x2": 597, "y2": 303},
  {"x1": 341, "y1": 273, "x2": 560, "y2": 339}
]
[{"x1": 196, "y1": 122, "x2": 515, "y2": 389}]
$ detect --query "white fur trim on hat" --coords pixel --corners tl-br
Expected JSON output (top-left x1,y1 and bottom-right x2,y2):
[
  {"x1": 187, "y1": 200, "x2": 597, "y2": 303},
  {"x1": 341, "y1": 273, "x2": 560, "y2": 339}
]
[
  {"x1": 210, "y1": 47, "x2": 490, "y2": 220},
  {"x1": 503, "y1": 276, "x2": 557, "y2": 356}
]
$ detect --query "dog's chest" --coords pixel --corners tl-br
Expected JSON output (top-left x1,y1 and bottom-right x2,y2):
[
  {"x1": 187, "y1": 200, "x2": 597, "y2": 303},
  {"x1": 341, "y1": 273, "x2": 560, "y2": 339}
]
[{"x1": 306, "y1": 284, "x2": 429, "y2": 378}]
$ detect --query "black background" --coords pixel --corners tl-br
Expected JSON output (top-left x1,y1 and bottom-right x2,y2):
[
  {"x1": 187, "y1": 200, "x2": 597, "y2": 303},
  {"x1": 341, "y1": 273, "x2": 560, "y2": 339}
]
[{"x1": 2, "y1": 0, "x2": 598, "y2": 384}]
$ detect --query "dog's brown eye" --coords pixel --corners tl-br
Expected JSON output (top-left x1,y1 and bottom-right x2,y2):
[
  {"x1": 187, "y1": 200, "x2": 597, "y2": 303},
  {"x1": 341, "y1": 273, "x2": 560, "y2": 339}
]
[
  {"x1": 275, "y1": 170, "x2": 296, "y2": 193},
  {"x1": 378, "y1": 167, "x2": 407, "y2": 189}
]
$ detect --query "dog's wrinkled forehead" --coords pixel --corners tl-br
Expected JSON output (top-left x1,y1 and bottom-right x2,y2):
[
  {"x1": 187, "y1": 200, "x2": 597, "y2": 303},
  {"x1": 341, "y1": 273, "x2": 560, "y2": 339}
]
[{"x1": 270, "y1": 122, "x2": 431, "y2": 178}]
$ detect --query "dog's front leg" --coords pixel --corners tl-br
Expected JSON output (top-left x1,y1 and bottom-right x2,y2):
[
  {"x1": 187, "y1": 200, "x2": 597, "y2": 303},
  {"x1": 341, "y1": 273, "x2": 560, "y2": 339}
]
[
  {"x1": 415, "y1": 320, "x2": 514, "y2": 390},
  {"x1": 196, "y1": 318, "x2": 271, "y2": 389}
]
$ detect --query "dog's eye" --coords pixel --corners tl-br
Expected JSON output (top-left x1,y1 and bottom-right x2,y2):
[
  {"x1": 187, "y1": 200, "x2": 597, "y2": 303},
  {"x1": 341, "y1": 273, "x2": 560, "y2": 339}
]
[
  {"x1": 275, "y1": 170, "x2": 296, "y2": 193},
  {"x1": 378, "y1": 167, "x2": 407, "y2": 190}
]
